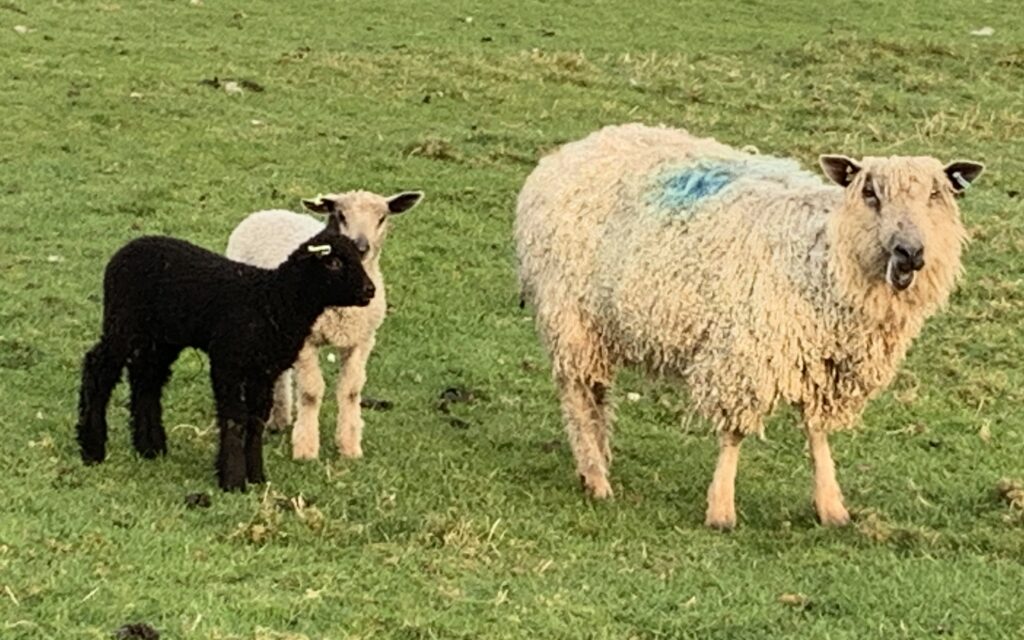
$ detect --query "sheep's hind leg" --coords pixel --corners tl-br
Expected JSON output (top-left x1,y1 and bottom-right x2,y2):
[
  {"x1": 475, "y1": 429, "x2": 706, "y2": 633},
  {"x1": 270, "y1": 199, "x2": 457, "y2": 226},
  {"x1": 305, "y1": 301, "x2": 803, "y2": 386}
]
[
  {"x1": 267, "y1": 369, "x2": 293, "y2": 433},
  {"x1": 550, "y1": 316, "x2": 615, "y2": 500},
  {"x1": 335, "y1": 339, "x2": 373, "y2": 459},
  {"x1": 76, "y1": 338, "x2": 129, "y2": 464},
  {"x1": 291, "y1": 343, "x2": 325, "y2": 460},
  {"x1": 558, "y1": 375, "x2": 615, "y2": 498},
  {"x1": 806, "y1": 428, "x2": 850, "y2": 526},
  {"x1": 126, "y1": 344, "x2": 179, "y2": 459},
  {"x1": 705, "y1": 431, "x2": 744, "y2": 530}
]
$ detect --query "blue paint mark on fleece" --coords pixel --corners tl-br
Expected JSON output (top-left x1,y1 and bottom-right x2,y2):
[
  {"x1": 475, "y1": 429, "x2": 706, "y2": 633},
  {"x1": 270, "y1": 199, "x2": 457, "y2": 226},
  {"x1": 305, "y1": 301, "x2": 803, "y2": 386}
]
[
  {"x1": 649, "y1": 155, "x2": 812, "y2": 218},
  {"x1": 657, "y1": 162, "x2": 736, "y2": 210}
]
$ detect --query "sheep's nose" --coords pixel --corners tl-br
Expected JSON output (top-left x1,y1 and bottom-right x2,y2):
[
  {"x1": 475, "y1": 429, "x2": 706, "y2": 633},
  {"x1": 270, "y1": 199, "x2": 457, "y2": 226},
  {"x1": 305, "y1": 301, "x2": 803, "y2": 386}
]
[
  {"x1": 362, "y1": 281, "x2": 376, "y2": 299},
  {"x1": 893, "y1": 243, "x2": 925, "y2": 271},
  {"x1": 354, "y1": 236, "x2": 370, "y2": 257}
]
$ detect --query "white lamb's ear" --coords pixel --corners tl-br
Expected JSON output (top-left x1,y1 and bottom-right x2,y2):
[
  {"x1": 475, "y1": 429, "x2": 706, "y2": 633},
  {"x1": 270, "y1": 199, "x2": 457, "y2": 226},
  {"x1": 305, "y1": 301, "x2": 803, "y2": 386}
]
[
  {"x1": 386, "y1": 191, "x2": 423, "y2": 215},
  {"x1": 819, "y1": 155, "x2": 862, "y2": 187},
  {"x1": 944, "y1": 161, "x2": 985, "y2": 193},
  {"x1": 302, "y1": 195, "x2": 336, "y2": 214}
]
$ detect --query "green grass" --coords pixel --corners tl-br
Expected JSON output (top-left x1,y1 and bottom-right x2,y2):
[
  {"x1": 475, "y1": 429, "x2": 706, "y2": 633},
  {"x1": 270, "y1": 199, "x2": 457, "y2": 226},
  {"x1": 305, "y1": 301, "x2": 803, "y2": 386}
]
[{"x1": 2, "y1": 1, "x2": 1023, "y2": 638}]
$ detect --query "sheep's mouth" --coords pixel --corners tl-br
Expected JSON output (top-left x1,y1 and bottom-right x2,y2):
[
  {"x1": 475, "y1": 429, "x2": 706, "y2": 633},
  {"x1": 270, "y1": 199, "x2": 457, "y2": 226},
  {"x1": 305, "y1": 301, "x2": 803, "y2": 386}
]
[{"x1": 886, "y1": 259, "x2": 915, "y2": 292}]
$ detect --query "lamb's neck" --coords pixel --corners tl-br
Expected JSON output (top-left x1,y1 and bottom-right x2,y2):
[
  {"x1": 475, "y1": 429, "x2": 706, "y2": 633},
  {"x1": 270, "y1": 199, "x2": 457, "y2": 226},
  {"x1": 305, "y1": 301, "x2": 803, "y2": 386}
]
[{"x1": 265, "y1": 266, "x2": 332, "y2": 339}]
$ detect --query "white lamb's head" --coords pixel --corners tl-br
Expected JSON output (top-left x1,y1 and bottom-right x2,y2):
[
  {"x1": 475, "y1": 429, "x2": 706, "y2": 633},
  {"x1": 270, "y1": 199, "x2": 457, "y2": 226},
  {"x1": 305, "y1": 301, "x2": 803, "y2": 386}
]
[
  {"x1": 819, "y1": 154, "x2": 983, "y2": 295},
  {"x1": 301, "y1": 190, "x2": 423, "y2": 262}
]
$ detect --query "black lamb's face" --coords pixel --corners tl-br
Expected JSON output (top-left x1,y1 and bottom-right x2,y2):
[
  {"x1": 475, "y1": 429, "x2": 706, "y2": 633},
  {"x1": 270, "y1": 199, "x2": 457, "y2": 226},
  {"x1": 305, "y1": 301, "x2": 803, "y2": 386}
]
[{"x1": 301, "y1": 225, "x2": 375, "y2": 308}]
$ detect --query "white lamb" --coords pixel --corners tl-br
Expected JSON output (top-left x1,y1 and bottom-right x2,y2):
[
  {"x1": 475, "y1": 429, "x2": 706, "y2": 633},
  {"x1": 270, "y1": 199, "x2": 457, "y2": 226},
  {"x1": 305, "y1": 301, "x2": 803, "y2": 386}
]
[{"x1": 226, "y1": 190, "x2": 423, "y2": 459}]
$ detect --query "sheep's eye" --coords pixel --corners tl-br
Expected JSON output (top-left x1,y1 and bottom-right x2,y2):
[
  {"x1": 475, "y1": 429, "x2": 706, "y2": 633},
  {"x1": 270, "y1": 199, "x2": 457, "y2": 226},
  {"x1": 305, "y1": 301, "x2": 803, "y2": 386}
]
[
  {"x1": 862, "y1": 184, "x2": 879, "y2": 208},
  {"x1": 377, "y1": 216, "x2": 387, "y2": 228},
  {"x1": 929, "y1": 188, "x2": 943, "y2": 201},
  {"x1": 325, "y1": 256, "x2": 343, "y2": 271}
]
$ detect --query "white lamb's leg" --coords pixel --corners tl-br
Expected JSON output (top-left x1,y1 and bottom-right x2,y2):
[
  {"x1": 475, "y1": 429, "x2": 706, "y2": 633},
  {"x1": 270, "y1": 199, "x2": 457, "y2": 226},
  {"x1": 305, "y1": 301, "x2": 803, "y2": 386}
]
[
  {"x1": 806, "y1": 428, "x2": 850, "y2": 526},
  {"x1": 291, "y1": 343, "x2": 325, "y2": 460},
  {"x1": 267, "y1": 370, "x2": 293, "y2": 432},
  {"x1": 705, "y1": 431, "x2": 744, "y2": 530},
  {"x1": 335, "y1": 337, "x2": 373, "y2": 459}
]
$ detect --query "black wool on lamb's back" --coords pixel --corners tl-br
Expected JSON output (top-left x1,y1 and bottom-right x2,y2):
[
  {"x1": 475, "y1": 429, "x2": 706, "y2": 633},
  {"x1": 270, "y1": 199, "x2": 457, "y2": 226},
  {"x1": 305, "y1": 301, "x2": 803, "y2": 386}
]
[{"x1": 75, "y1": 214, "x2": 375, "y2": 491}]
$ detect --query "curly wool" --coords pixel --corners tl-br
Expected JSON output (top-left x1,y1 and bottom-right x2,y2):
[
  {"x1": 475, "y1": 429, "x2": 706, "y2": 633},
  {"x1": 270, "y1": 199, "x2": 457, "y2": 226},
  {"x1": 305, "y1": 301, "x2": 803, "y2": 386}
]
[{"x1": 515, "y1": 123, "x2": 968, "y2": 435}]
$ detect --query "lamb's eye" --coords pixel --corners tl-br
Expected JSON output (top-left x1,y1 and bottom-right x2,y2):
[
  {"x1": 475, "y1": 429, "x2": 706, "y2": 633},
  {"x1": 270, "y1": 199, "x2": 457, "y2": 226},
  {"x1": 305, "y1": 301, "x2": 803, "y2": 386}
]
[
  {"x1": 326, "y1": 256, "x2": 343, "y2": 271},
  {"x1": 377, "y1": 216, "x2": 387, "y2": 228},
  {"x1": 929, "y1": 188, "x2": 942, "y2": 200}
]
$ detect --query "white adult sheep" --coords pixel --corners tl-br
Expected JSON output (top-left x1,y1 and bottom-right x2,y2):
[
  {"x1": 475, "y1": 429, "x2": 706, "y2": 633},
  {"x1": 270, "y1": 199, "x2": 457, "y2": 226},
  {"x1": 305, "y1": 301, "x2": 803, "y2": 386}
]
[
  {"x1": 226, "y1": 190, "x2": 422, "y2": 460},
  {"x1": 515, "y1": 123, "x2": 984, "y2": 529}
]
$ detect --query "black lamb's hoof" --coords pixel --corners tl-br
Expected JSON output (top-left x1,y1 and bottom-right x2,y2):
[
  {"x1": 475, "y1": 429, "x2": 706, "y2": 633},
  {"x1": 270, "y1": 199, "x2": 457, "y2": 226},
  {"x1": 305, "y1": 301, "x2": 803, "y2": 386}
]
[
  {"x1": 218, "y1": 475, "x2": 247, "y2": 492},
  {"x1": 80, "y1": 449, "x2": 105, "y2": 465}
]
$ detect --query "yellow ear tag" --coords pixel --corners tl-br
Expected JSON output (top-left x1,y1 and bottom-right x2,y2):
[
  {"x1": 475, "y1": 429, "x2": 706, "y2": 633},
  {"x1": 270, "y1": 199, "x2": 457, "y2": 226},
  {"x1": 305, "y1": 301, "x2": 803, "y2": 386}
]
[{"x1": 307, "y1": 244, "x2": 332, "y2": 256}]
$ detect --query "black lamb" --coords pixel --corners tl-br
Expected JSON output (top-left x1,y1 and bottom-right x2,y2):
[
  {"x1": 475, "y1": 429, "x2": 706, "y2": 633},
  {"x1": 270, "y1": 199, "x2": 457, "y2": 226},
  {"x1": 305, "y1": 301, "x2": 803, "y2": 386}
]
[{"x1": 75, "y1": 214, "x2": 375, "y2": 491}]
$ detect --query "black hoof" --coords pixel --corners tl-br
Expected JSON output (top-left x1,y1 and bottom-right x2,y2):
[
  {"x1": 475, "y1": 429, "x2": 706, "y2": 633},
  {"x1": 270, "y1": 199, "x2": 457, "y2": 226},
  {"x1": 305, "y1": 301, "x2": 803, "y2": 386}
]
[{"x1": 80, "y1": 448, "x2": 106, "y2": 465}]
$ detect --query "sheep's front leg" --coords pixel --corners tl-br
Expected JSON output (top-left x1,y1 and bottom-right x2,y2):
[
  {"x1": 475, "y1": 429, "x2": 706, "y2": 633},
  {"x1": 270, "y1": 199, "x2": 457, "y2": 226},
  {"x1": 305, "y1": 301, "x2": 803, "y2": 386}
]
[
  {"x1": 291, "y1": 343, "x2": 325, "y2": 460},
  {"x1": 244, "y1": 381, "x2": 273, "y2": 485},
  {"x1": 217, "y1": 417, "x2": 248, "y2": 491},
  {"x1": 705, "y1": 431, "x2": 744, "y2": 530},
  {"x1": 806, "y1": 428, "x2": 850, "y2": 526},
  {"x1": 212, "y1": 366, "x2": 248, "y2": 491},
  {"x1": 335, "y1": 340, "x2": 373, "y2": 459}
]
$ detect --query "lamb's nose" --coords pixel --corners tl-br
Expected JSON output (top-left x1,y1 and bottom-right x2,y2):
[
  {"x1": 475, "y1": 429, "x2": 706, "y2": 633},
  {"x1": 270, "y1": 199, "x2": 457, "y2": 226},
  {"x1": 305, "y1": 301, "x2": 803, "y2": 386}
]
[
  {"x1": 363, "y1": 281, "x2": 376, "y2": 299},
  {"x1": 354, "y1": 236, "x2": 370, "y2": 257}
]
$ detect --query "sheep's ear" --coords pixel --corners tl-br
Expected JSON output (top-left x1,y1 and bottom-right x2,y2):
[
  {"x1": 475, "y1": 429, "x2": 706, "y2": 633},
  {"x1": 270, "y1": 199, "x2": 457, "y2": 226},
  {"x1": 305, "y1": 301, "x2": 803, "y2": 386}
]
[
  {"x1": 302, "y1": 195, "x2": 337, "y2": 214},
  {"x1": 819, "y1": 155, "x2": 862, "y2": 187},
  {"x1": 386, "y1": 191, "x2": 423, "y2": 215},
  {"x1": 944, "y1": 161, "x2": 984, "y2": 193}
]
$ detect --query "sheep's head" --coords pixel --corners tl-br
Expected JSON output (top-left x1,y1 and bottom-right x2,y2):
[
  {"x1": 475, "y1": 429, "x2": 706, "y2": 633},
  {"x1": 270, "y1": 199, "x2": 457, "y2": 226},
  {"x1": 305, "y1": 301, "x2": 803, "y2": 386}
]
[
  {"x1": 301, "y1": 190, "x2": 423, "y2": 263},
  {"x1": 820, "y1": 154, "x2": 983, "y2": 293},
  {"x1": 291, "y1": 215, "x2": 376, "y2": 308}
]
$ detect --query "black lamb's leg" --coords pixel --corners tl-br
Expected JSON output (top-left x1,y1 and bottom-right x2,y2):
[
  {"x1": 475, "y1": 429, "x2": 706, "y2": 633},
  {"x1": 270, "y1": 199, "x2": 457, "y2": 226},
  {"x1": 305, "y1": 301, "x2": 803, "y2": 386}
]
[
  {"x1": 244, "y1": 379, "x2": 272, "y2": 484},
  {"x1": 211, "y1": 365, "x2": 248, "y2": 492},
  {"x1": 76, "y1": 338, "x2": 127, "y2": 465},
  {"x1": 126, "y1": 343, "x2": 180, "y2": 459}
]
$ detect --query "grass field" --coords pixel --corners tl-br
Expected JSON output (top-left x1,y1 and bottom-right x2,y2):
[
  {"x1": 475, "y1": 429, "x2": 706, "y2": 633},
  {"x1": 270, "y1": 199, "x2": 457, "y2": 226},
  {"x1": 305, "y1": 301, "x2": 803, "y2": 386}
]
[{"x1": 2, "y1": 1, "x2": 1023, "y2": 638}]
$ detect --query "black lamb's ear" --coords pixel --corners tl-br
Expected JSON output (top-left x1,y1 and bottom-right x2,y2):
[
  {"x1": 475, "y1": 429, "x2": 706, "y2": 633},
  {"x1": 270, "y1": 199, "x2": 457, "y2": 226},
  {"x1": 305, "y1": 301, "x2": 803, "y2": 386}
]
[
  {"x1": 944, "y1": 161, "x2": 985, "y2": 193},
  {"x1": 819, "y1": 155, "x2": 862, "y2": 187},
  {"x1": 386, "y1": 191, "x2": 424, "y2": 214},
  {"x1": 302, "y1": 195, "x2": 336, "y2": 214},
  {"x1": 324, "y1": 211, "x2": 342, "y2": 235}
]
